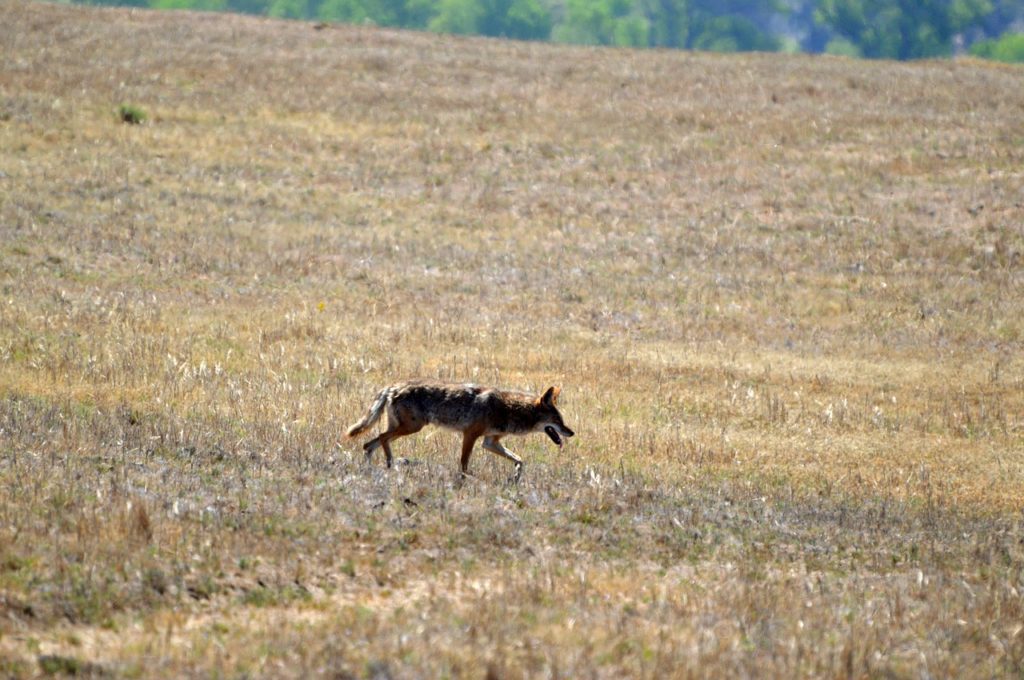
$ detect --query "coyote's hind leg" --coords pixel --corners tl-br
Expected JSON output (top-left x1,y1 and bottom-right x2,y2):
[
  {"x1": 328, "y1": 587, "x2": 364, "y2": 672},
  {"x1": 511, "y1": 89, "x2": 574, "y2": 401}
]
[{"x1": 364, "y1": 411, "x2": 424, "y2": 468}]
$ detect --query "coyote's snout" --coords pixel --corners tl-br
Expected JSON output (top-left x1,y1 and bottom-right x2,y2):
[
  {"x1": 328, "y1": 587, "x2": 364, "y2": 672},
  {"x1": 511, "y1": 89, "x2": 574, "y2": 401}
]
[{"x1": 346, "y1": 380, "x2": 574, "y2": 481}]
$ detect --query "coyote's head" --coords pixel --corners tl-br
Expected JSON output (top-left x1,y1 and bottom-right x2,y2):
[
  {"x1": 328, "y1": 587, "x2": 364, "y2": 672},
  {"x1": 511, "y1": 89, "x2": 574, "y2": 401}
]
[{"x1": 535, "y1": 386, "x2": 575, "y2": 447}]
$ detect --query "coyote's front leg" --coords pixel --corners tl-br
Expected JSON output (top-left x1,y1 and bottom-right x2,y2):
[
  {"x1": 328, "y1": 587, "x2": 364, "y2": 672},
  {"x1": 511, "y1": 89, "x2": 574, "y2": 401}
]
[{"x1": 483, "y1": 436, "x2": 524, "y2": 483}]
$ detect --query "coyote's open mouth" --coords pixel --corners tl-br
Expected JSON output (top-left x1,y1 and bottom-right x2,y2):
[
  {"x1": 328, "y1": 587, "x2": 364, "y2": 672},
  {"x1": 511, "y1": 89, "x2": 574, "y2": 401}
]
[{"x1": 544, "y1": 426, "x2": 562, "y2": 447}]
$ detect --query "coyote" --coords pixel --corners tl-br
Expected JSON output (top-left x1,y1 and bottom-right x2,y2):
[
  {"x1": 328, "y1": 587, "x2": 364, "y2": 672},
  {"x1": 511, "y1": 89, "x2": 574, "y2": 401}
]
[{"x1": 346, "y1": 380, "x2": 574, "y2": 481}]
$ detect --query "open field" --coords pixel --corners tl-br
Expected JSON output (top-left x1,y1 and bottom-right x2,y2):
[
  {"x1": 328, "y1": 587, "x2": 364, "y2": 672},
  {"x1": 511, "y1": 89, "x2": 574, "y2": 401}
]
[{"x1": 2, "y1": 1, "x2": 1024, "y2": 676}]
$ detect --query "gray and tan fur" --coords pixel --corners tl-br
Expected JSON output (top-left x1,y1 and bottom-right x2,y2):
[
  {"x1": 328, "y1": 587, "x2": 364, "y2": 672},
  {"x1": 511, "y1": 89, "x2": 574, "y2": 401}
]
[{"x1": 346, "y1": 380, "x2": 574, "y2": 481}]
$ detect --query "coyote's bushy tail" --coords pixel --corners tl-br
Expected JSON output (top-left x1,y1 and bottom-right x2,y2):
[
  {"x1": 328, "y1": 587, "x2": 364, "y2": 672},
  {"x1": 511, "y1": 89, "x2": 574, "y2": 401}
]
[{"x1": 346, "y1": 387, "x2": 391, "y2": 438}]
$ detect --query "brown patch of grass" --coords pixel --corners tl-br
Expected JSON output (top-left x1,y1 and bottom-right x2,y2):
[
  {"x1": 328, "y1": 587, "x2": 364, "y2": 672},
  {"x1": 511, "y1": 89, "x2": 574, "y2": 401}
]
[{"x1": 1, "y1": 1, "x2": 1024, "y2": 676}]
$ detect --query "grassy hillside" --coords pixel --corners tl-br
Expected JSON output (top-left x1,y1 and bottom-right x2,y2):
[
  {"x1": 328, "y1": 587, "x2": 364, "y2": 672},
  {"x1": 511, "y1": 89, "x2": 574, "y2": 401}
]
[{"x1": 1, "y1": 1, "x2": 1023, "y2": 676}]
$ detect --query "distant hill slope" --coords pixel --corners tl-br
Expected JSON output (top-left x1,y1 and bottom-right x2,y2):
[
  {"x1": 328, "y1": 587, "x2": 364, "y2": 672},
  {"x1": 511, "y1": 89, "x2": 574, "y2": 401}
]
[{"x1": 3, "y1": 0, "x2": 1022, "y2": 319}]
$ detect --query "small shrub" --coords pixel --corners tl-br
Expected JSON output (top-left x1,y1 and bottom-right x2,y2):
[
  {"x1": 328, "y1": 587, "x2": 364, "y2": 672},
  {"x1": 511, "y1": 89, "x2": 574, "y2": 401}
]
[
  {"x1": 117, "y1": 104, "x2": 147, "y2": 125},
  {"x1": 38, "y1": 654, "x2": 106, "y2": 676},
  {"x1": 143, "y1": 567, "x2": 168, "y2": 595},
  {"x1": 242, "y1": 584, "x2": 311, "y2": 608}
]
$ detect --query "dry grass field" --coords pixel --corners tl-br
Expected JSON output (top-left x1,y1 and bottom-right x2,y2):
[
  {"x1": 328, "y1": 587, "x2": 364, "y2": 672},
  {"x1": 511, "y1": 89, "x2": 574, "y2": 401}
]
[{"x1": 2, "y1": 1, "x2": 1024, "y2": 676}]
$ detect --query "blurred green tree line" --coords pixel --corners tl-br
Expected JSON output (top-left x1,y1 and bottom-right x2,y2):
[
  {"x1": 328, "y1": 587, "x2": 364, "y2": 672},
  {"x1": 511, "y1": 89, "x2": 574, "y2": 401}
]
[{"x1": 74, "y1": 0, "x2": 1024, "y2": 60}]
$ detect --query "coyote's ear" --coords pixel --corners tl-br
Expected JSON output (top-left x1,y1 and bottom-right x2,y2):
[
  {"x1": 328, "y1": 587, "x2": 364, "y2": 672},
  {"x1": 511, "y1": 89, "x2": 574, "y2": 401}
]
[{"x1": 540, "y1": 386, "x2": 560, "y2": 406}]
